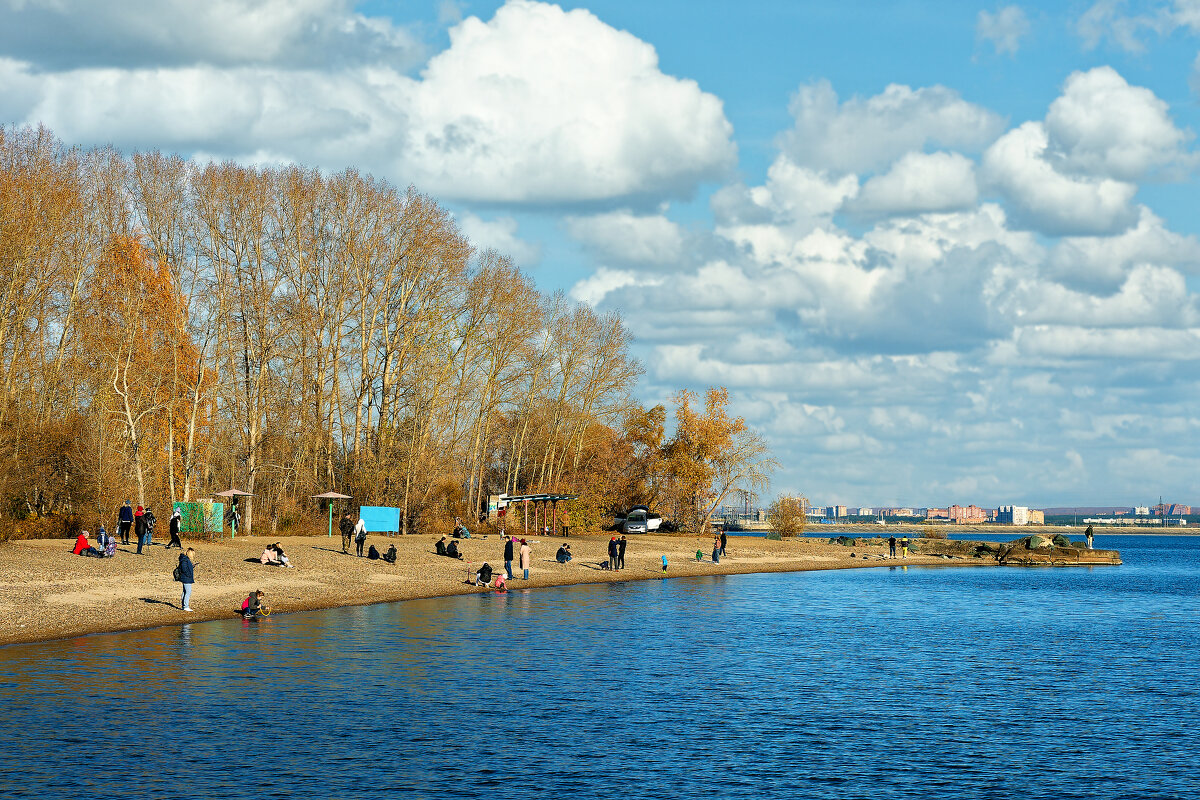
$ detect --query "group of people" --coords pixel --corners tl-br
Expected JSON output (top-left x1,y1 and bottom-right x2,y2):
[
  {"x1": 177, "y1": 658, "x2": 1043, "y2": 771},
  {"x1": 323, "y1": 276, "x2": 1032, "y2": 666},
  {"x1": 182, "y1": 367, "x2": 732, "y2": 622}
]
[
  {"x1": 73, "y1": 502, "x2": 185, "y2": 558},
  {"x1": 338, "y1": 511, "x2": 369, "y2": 556},
  {"x1": 887, "y1": 536, "x2": 911, "y2": 558},
  {"x1": 71, "y1": 527, "x2": 117, "y2": 558},
  {"x1": 259, "y1": 542, "x2": 294, "y2": 567},
  {"x1": 555, "y1": 543, "x2": 572, "y2": 563},
  {"x1": 605, "y1": 535, "x2": 628, "y2": 570},
  {"x1": 472, "y1": 562, "x2": 506, "y2": 590},
  {"x1": 436, "y1": 536, "x2": 463, "y2": 559},
  {"x1": 502, "y1": 535, "x2": 531, "y2": 580}
]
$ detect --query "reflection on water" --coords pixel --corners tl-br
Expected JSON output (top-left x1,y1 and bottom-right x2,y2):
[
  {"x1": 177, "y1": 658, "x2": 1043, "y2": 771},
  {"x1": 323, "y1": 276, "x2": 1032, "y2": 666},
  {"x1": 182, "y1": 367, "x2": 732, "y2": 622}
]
[{"x1": 2, "y1": 535, "x2": 1199, "y2": 799}]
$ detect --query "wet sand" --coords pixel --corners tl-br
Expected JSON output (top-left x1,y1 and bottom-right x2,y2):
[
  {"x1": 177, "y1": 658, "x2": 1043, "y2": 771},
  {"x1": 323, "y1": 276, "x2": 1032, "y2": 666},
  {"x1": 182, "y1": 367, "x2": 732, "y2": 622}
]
[{"x1": 0, "y1": 532, "x2": 957, "y2": 647}]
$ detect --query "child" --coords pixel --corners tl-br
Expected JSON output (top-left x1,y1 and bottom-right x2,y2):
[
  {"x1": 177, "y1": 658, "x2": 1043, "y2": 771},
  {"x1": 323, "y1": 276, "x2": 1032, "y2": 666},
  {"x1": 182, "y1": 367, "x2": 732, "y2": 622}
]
[
  {"x1": 661, "y1": 555, "x2": 668, "y2": 574},
  {"x1": 242, "y1": 590, "x2": 268, "y2": 619}
]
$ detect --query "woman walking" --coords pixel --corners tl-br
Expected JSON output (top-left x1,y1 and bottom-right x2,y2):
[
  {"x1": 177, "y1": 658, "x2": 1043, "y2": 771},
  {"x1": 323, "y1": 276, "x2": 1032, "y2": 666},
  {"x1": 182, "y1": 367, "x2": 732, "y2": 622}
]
[
  {"x1": 165, "y1": 509, "x2": 183, "y2": 550},
  {"x1": 519, "y1": 539, "x2": 531, "y2": 580},
  {"x1": 177, "y1": 548, "x2": 196, "y2": 612}
]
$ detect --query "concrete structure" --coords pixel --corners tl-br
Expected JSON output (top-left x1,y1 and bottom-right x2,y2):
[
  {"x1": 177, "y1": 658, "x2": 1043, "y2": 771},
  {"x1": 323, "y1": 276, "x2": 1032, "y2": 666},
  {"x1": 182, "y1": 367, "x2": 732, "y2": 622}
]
[
  {"x1": 1028, "y1": 509, "x2": 1044, "y2": 525},
  {"x1": 926, "y1": 508, "x2": 948, "y2": 520},
  {"x1": 949, "y1": 504, "x2": 988, "y2": 524}
]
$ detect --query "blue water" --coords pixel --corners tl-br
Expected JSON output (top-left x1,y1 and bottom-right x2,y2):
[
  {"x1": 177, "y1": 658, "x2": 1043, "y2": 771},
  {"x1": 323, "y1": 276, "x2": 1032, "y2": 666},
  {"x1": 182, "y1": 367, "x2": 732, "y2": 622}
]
[{"x1": 2, "y1": 535, "x2": 1198, "y2": 799}]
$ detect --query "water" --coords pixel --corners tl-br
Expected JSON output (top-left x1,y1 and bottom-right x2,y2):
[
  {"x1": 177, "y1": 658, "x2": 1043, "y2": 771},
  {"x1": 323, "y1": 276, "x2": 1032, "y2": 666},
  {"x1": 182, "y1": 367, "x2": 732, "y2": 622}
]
[{"x1": 2, "y1": 535, "x2": 1198, "y2": 799}]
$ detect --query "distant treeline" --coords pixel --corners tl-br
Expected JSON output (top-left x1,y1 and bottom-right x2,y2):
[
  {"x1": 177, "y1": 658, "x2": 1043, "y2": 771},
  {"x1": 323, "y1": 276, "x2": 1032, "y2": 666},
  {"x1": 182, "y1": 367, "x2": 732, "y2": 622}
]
[{"x1": 0, "y1": 125, "x2": 772, "y2": 537}]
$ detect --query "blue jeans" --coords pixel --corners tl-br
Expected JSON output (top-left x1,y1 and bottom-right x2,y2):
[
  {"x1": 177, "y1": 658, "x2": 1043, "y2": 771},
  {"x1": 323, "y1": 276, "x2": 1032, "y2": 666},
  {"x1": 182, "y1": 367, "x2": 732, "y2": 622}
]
[
  {"x1": 504, "y1": 560, "x2": 513, "y2": 579},
  {"x1": 181, "y1": 583, "x2": 193, "y2": 610}
]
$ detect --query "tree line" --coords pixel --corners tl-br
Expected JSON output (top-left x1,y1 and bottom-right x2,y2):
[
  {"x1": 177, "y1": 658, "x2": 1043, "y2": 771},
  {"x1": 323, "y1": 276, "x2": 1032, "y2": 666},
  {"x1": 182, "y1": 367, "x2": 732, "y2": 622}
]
[{"x1": 0, "y1": 125, "x2": 773, "y2": 537}]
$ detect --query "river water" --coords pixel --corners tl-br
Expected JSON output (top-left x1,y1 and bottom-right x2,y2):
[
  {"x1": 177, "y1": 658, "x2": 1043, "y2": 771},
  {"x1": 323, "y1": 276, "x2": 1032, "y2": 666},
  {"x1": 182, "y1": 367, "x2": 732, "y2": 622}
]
[{"x1": 2, "y1": 534, "x2": 1198, "y2": 799}]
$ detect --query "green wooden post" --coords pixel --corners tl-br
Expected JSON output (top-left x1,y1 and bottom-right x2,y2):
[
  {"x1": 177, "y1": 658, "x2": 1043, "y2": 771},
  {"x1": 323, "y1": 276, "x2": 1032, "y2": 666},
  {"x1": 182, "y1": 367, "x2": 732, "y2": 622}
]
[{"x1": 328, "y1": 503, "x2": 333, "y2": 537}]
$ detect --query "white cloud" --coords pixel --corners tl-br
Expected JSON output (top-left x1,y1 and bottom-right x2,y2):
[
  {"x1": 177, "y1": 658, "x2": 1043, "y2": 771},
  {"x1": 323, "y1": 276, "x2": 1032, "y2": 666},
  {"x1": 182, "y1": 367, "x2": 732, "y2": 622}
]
[
  {"x1": 456, "y1": 213, "x2": 541, "y2": 266},
  {"x1": 1075, "y1": 0, "x2": 1173, "y2": 52},
  {"x1": 0, "y1": 0, "x2": 736, "y2": 206},
  {"x1": 982, "y1": 121, "x2": 1138, "y2": 235},
  {"x1": 0, "y1": 0, "x2": 422, "y2": 70},
  {"x1": 977, "y1": 5, "x2": 1031, "y2": 55},
  {"x1": 779, "y1": 80, "x2": 1004, "y2": 174},
  {"x1": 1013, "y1": 325, "x2": 1200, "y2": 360},
  {"x1": 568, "y1": 267, "x2": 662, "y2": 306},
  {"x1": 1048, "y1": 207, "x2": 1200, "y2": 290},
  {"x1": 850, "y1": 151, "x2": 978, "y2": 216},
  {"x1": 1045, "y1": 66, "x2": 1193, "y2": 180},
  {"x1": 564, "y1": 210, "x2": 684, "y2": 266}
]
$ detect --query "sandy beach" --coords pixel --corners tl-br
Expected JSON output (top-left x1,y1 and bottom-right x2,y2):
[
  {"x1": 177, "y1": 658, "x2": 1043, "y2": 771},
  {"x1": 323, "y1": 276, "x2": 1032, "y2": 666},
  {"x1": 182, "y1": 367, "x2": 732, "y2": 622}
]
[{"x1": 0, "y1": 531, "x2": 964, "y2": 647}]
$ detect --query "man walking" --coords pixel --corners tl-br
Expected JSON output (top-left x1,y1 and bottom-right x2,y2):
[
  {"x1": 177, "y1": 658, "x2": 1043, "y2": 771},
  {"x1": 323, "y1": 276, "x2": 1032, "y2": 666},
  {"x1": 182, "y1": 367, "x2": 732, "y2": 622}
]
[
  {"x1": 118, "y1": 500, "x2": 134, "y2": 545},
  {"x1": 503, "y1": 534, "x2": 515, "y2": 579},
  {"x1": 339, "y1": 511, "x2": 355, "y2": 554},
  {"x1": 719, "y1": 530, "x2": 727, "y2": 557},
  {"x1": 888, "y1": 535, "x2": 897, "y2": 558},
  {"x1": 900, "y1": 535, "x2": 910, "y2": 559},
  {"x1": 617, "y1": 535, "x2": 627, "y2": 570}
]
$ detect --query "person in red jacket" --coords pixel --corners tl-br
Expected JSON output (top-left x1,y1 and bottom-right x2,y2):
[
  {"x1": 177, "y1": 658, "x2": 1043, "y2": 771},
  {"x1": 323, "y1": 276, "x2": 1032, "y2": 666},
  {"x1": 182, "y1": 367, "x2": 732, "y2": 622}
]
[{"x1": 71, "y1": 531, "x2": 90, "y2": 555}]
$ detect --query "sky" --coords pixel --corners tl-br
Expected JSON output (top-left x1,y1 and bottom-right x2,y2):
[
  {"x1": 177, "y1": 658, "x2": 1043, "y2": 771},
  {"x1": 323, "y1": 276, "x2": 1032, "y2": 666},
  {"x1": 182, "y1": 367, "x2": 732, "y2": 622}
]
[{"x1": 2, "y1": 0, "x2": 1199, "y2": 508}]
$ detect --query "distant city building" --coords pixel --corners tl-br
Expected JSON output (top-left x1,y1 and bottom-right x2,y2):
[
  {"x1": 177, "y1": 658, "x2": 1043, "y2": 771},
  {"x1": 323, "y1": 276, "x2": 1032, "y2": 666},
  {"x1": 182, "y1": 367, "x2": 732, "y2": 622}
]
[
  {"x1": 880, "y1": 508, "x2": 915, "y2": 518},
  {"x1": 1134, "y1": 506, "x2": 1150, "y2": 516},
  {"x1": 826, "y1": 505, "x2": 847, "y2": 518},
  {"x1": 949, "y1": 504, "x2": 988, "y2": 523},
  {"x1": 996, "y1": 505, "x2": 1030, "y2": 525},
  {"x1": 926, "y1": 508, "x2": 948, "y2": 520},
  {"x1": 1169, "y1": 504, "x2": 1192, "y2": 516},
  {"x1": 853, "y1": 507, "x2": 873, "y2": 516},
  {"x1": 1028, "y1": 509, "x2": 1044, "y2": 525}
]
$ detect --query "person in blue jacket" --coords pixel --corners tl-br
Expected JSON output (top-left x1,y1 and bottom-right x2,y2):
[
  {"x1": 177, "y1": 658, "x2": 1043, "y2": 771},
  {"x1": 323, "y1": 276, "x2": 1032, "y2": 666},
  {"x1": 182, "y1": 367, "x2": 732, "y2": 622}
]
[
  {"x1": 118, "y1": 500, "x2": 134, "y2": 545},
  {"x1": 177, "y1": 548, "x2": 196, "y2": 612}
]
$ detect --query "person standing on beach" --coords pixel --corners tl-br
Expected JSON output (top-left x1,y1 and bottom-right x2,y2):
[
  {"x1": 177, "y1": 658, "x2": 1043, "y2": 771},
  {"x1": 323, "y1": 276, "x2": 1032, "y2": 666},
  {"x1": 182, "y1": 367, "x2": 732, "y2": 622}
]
[
  {"x1": 607, "y1": 536, "x2": 618, "y2": 570},
  {"x1": 720, "y1": 531, "x2": 727, "y2": 557},
  {"x1": 712, "y1": 536, "x2": 721, "y2": 564},
  {"x1": 141, "y1": 508, "x2": 156, "y2": 551},
  {"x1": 1085, "y1": 525, "x2": 1094, "y2": 550},
  {"x1": 888, "y1": 535, "x2": 897, "y2": 558},
  {"x1": 354, "y1": 513, "x2": 367, "y2": 557},
  {"x1": 503, "y1": 535, "x2": 515, "y2": 579},
  {"x1": 177, "y1": 548, "x2": 196, "y2": 611},
  {"x1": 661, "y1": 555, "x2": 668, "y2": 574},
  {"x1": 165, "y1": 509, "x2": 183, "y2": 550},
  {"x1": 900, "y1": 536, "x2": 910, "y2": 559},
  {"x1": 618, "y1": 535, "x2": 627, "y2": 570},
  {"x1": 519, "y1": 539, "x2": 531, "y2": 580},
  {"x1": 118, "y1": 500, "x2": 134, "y2": 545},
  {"x1": 339, "y1": 511, "x2": 355, "y2": 554},
  {"x1": 134, "y1": 506, "x2": 147, "y2": 554}
]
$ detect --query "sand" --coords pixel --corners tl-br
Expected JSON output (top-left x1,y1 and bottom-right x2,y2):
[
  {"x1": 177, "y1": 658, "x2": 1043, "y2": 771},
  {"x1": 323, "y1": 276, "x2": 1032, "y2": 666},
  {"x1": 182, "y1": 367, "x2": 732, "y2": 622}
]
[{"x1": 0, "y1": 531, "x2": 959, "y2": 647}]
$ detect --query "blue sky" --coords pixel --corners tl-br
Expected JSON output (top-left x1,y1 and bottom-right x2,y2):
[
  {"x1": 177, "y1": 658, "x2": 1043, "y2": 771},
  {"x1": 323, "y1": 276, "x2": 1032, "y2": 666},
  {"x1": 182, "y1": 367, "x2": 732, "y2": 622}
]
[{"x1": 2, "y1": 0, "x2": 1198, "y2": 508}]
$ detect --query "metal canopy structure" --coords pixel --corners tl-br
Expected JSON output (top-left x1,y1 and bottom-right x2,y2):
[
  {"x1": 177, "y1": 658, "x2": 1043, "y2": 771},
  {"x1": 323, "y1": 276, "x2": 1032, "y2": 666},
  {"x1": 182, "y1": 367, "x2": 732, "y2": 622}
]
[
  {"x1": 499, "y1": 493, "x2": 578, "y2": 537},
  {"x1": 213, "y1": 488, "x2": 253, "y2": 537},
  {"x1": 312, "y1": 491, "x2": 353, "y2": 537}
]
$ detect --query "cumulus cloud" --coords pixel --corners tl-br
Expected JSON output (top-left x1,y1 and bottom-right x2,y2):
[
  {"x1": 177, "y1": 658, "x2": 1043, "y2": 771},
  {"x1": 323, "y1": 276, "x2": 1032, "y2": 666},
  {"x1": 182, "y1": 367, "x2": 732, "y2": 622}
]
[
  {"x1": 0, "y1": 0, "x2": 422, "y2": 70},
  {"x1": 456, "y1": 213, "x2": 541, "y2": 266},
  {"x1": 1048, "y1": 207, "x2": 1200, "y2": 290},
  {"x1": 564, "y1": 210, "x2": 685, "y2": 266},
  {"x1": 849, "y1": 151, "x2": 978, "y2": 216},
  {"x1": 0, "y1": 0, "x2": 736, "y2": 205},
  {"x1": 1075, "y1": 0, "x2": 1173, "y2": 52},
  {"x1": 779, "y1": 80, "x2": 1004, "y2": 174},
  {"x1": 977, "y1": 5, "x2": 1031, "y2": 55},
  {"x1": 1045, "y1": 66, "x2": 1193, "y2": 180},
  {"x1": 981, "y1": 121, "x2": 1138, "y2": 235}
]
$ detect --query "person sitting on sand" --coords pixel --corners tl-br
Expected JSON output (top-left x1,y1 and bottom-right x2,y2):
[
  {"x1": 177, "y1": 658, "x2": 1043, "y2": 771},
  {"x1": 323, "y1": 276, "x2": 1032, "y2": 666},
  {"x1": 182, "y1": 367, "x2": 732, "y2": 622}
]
[
  {"x1": 475, "y1": 562, "x2": 493, "y2": 586},
  {"x1": 436, "y1": 536, "x2": 448, "y2": 556},
  {"x1": 556, "y1": 544, "x2": 572, "y2": 564},
  {"x1": 383, "y1": 544, "x2": 397, "y2": 564},
  {"x1": 72, "y1": 530, "x2": 93, "y2": 556},
  {"x1": 242, "y1": 590, "x2": 268, "y2": 619},
  {"x1": 260, "y1": 546, "x2": 283, "y2": 566},
  {"x1": 446, "y1": 540, "x2": 462, "y2": 560},
  {"x1": 695, "y1": 548, "x2": 704, "y2": 562},
  {"x1": 367, "y1": 544, "x2": 380, "y2": 560},
  {"x1": 271, "y1": 542, "x2": 293, "y2": 568},
  {"x1": 96, "y1": 526, "x2": 115, "y2": 558}
]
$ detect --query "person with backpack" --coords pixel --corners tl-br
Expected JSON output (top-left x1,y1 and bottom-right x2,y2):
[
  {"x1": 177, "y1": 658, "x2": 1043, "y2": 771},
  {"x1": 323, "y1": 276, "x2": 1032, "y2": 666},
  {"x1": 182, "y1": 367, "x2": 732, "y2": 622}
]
[
  {"x1": 139, "y1": 509, "x2": 156, "y2": 552},
  {"x1": 176, "y1": 548, "x2": 196, "y2": 611},
  {"x1": 354, "y1": 514, "x2": 367, "y2": 557},
  {"x1": 339, "y1": 511, "x2": 355, "y2": 554}
]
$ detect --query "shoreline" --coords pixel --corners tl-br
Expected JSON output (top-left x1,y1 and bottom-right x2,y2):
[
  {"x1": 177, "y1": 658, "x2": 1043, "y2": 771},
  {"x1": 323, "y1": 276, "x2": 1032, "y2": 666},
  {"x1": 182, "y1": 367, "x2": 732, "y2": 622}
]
[{"x1": 0, "y1": 530, "x2": 1101, "y2": 648}]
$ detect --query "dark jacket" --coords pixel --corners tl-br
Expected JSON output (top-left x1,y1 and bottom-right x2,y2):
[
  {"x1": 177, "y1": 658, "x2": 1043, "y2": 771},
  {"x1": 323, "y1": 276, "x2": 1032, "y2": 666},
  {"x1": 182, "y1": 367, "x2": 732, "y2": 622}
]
[
  {"x1": 178, "y1": 553, "x2": 194, "y2": 584},
  {"x1": 135, "y1": 515, "x2": 147, "y2": 538},
  {"x1": 608, "y1": 539, "x2": 618, "y2": 557},
  {"x1": 618, "y1": 539, "x2": 627, "y2": 556},
  {"x1": 119, "y1": 505, "x2": 134, "y2": 523},
  {"x1": 170, "y1": 516, "x2": 180, "y2": 537},
  {"x1": 504, "y1": 539, "x2": 514, "y2": 561},
  {"x1": 339, "y1": 517, "x2": 354, "y2": 537}
]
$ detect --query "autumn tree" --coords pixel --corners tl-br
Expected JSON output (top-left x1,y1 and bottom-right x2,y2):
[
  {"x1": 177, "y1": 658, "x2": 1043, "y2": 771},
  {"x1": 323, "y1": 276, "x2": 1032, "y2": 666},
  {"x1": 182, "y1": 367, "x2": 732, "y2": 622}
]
[
  {"x1": 767, "y1": 494, "x2": 807, "y2": 537},
  {"x1": 662, "y1": 387, "x2": 777, "y2": 533}
]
